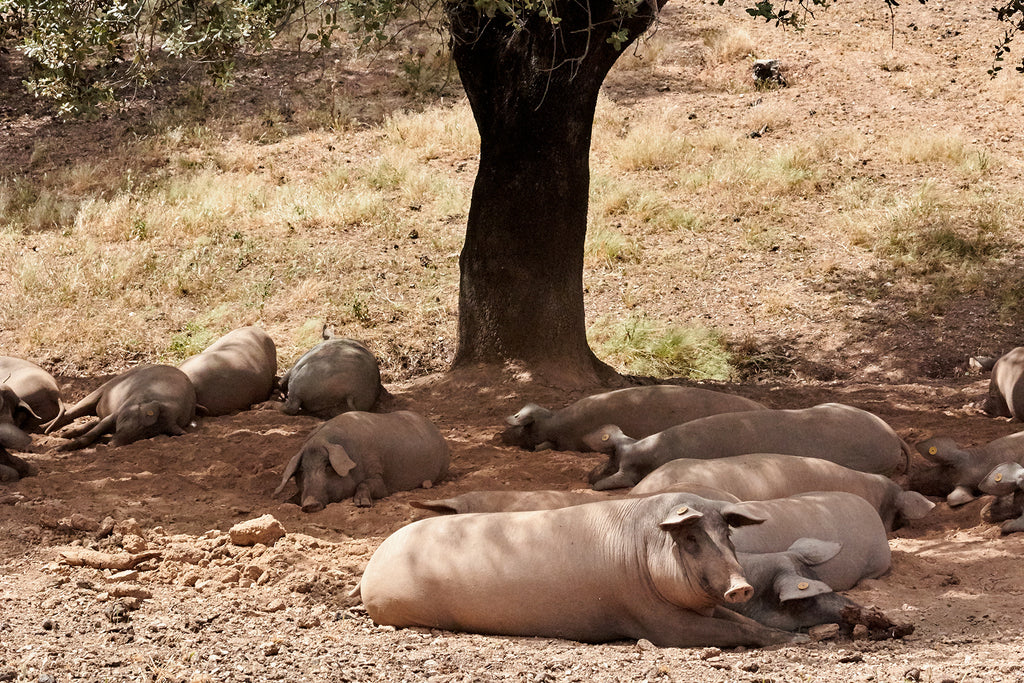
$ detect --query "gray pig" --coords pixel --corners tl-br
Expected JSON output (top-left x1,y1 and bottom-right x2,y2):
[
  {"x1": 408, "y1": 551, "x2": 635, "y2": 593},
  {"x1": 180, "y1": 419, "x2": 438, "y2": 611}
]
[
  {"x1": 979, "y1": 347, "x2": 1024, "y2": 419},
  {"x1": 356, "y1": 492, "x2": 800, "y2": 648},
  {"x1": 179, "y1": 326, "x2": 277, "y2": 416},
  {"x1": 45, "y1": 364, "x2": 197, "y2": 450},
  {"x1": 631, "y1": 452, "x2": 934, "y2": 531},
  {"x1": 729, "y1": 491, "x2": 891, "y2": 591},
  {"x1": 0, "y1": 356, "x2": 64, "y2": 431},
  {"x1": 916, "y1": 432, "x2": 1024, "y2": 506},
  {"x1": 504, "y1": 385, "x2": 766, "y2": 451},
  {"x1": 979, "y1": 462, "x2": 1024, "y2": 534},
  {"x1": 733, "y1": 539, "x2": 911, "y2": 638},
  {"x1": 276, "y1": 410, "x2": 449, "y2": 512},
  {"x1": 586, "y1": 403, "x2": 911, "y2": 490},
  {"x1": 279, "y1": 336, "x2": 382, "y2": 418}
]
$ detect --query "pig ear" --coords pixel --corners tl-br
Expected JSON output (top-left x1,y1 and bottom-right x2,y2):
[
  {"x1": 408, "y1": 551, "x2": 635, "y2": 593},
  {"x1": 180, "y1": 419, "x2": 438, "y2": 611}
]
[
  {"x1": 917, "y1": 438, "x2": 969, "y2": 468},
  {"x1": 897, "y1": 490, "x2": 936, "y2": 519},
  {"x1": 720, "y1": 502, "x2": 768, "y2": 528},
  {"x1": 591, "y1": 469, "x2": 635, "y2": 491},
  {"x1": 980, "y1": 462, "x2": 1024, "y2": 496},
  {"x1": 946, "y1": 484, "x2": 977, "y2": 507},
  {"x1": 787, "y1": 537, "x2": 842, "y2": 566},
  {"x1": 409, "y1": 498, "x2": 462, "y2": 515},
  {"x1": 506, "y1": 404, "x2": 544, "y2": 427},
  {"x1": 274, "y1": 452, "x2": 303, "y2": 495},
  {"x1": 659, "y1": 504, "x2": 704, "y2": 529},
  {"x1": 776, "y1": 573, "x2": 833, "y2": 603},
  {"x1": 325, "y1": 442, "x2": 357, "y2": 477}
]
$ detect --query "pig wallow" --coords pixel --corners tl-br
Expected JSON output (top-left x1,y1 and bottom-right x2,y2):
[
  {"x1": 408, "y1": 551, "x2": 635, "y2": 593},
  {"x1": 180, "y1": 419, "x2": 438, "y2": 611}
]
[
  {"x1": 356, "y1": 492, "x2": 801, "y2": 648},
  {"x1": 275, "y1": 410, "x2": 449, "y2": 512}
]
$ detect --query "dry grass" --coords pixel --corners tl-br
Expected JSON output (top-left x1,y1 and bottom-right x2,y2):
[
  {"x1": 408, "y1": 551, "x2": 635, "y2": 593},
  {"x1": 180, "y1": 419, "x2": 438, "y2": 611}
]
[{"x1": 2, "y1": 0, "x2": 1024, "y2": 381}]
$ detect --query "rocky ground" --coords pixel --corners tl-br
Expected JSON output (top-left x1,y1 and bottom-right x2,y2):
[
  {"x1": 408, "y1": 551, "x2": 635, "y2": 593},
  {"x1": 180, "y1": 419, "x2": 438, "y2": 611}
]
[{"x1": 3, "y1": 371, "x2": 1024, "y2": 682}]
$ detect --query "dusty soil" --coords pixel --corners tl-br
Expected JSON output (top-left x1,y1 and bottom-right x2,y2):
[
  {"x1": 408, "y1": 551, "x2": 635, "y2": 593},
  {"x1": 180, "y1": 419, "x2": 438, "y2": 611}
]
[{"x1": 3, "y1": 370, "x2": 1024, "y2": 682}]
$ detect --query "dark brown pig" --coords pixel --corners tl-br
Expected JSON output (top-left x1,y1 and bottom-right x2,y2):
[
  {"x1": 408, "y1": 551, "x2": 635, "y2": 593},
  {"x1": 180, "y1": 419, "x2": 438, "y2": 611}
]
[
  {"x1": 585, "y1": 403, "x2": 911, "y2": 491},
  {"x1": 916, "y1": 432, "x2": 1024, "y2": 506},
  {"x1": 179, "y1": 326, "x2": 277, "y2": 416},
  {"x1": 45, "y1": 365, "x2": 196, "y2": 450},
  {"x1": 503, "y1": 385, "x2": 766, "y2": 452},
  {"x1": 0, "y1": 356, "x2": 64, "y2": 430},
  {"x1": 356, "y1": 492, "x2": 800, "y2": 648},
  {"x1": 278, "y1": 336, "x2": 382, "y2": 419},
  {"x1": 276, "y1": 410, "x2": 449, "y2": 512},
  {"x1": 979, "y1": 347, "x2": 1024, "y2": 419},
  {"x1": 631, "y1": 453, "x2": 933, "y2": 531}
]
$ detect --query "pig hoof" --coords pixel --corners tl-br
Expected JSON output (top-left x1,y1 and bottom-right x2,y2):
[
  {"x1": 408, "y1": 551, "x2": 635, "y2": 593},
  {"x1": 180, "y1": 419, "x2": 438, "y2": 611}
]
[{"x1": 354, "y1": 495, "x2": 373, "y2": 508}]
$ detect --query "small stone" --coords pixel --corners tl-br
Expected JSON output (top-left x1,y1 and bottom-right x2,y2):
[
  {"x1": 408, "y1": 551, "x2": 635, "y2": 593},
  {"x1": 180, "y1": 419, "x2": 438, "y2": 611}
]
[
  {"x1": 852, "y1": 624, "x2": 870, "y2": 640},
  {"x1": 108, "y1": 584, "x2": 152, "y2": 600},
  {"x1": 214, "y1": 568, "x2": 241, "y2": 584},
  {"x1": 297, "y1": 613, "x2": 321, "y2": 629},
  {"x1": 42, "y1": 619, "x2": 55, "y2": 631},
  {"x1": 229, "y1": 515, "x2": 286, "y2": 547},
  {"x1": 121, "y1": 534, "x2": 148, "y2": 553},
  {"x1": 69, "y1": 513, "x2": 100, "y2": 532},
  {"x1": 263, "y1": 598, "x2": 286, "y2": 613},
  {"x1": 699, "y1": 647, "x2": 722, "y2": 660},
  {"x1": 114, "y1": 517, "x2": 143, "y2": 537},
  {"x1": 904, "y1": 669, "x2": 922, "y2": 682},
  {"x1": 107, "y1": 570, "x2": 139, "y2": 583},
  {"x1": 635, "y1": 638, "x2": 655, "y2": 651},
  {"x1": 261, "y1": 641, "x2": 280, "y2": 656},
  {"x1": 838, "y1": 651, "x2": 864, "y2": 664},
  {"x1": 38, "y1": 674, "x2": 56, "y2": 683},
  {"x1": 808, "y1": 623, "x2": 841, "y2": 641},
  {"x1": 95, "y1": 517, "x2": 115, "y2": 539}
]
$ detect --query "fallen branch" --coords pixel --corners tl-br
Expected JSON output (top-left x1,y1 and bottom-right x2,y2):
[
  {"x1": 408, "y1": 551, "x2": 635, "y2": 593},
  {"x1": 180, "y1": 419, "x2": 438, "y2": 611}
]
[{"x1": 59, "y1": 549, "x2": 162, "y2": 570}]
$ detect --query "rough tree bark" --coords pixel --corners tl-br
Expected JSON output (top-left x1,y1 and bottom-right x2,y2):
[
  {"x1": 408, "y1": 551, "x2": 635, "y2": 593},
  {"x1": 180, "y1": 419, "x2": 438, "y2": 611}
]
[{"x1": 446, "y1": 0, "x2": 664, "y2": 384}]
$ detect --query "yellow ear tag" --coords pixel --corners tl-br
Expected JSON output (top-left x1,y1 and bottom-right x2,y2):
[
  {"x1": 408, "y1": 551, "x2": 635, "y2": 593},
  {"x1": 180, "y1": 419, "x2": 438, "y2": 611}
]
[
  {"x1": 147, "y1": 410, "x2": 155, "y2": 416},
  {"x1": 929, "y1": 446, "x2": 937, "y2": 455},
  {"x1": 601, "y1": 434, "x2": 610, "y2": 441},
  {"x1": 995, "y1": 473, "x2": 1004, "y2": 482},
  {"x1": 797, "y1": 582, "x2": 809, "y2": 590},
  {"x1": 676, "y1": 506, "x2": 689, "y2": 515}
]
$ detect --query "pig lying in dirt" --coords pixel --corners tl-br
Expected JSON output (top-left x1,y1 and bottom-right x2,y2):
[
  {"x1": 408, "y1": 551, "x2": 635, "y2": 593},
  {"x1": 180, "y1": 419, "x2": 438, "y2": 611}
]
[
  {"x1": 179, "y1": 326, "x2": 277, "y2": 416},
  {"x1": 915, "y1": 431, "x2": 1024, "y2": 506},
  {"x1": 630, "y1": 452, "x2": 933, "y2": 531},
  {"x1": 976, "y1": 347, "x2": 1024, "y2": 419},
  {"x1": 277, "y1": 336, "x2": 382, "y2": 419},
  {"x1": 45, "y1": 364, "x2": 197, "y2": 450},
  {"x1": 357, "y1": 492, "x2": 799, "y2": 648},
  {"x1": 979, "y1": 462, "x2": 1024, "y2": 534},
  {"x1": 585, "y1": 403, "x2": 911, "y2": 490},
  {"x1": 0, "y1": 356, "x2": 64, "y2": 431},
  {"x1": 276, "y1": 410, "x2": 449, "y2": 512},
  {"x1": 503, "y1": 385, "x2": 766, "y2": 451}
]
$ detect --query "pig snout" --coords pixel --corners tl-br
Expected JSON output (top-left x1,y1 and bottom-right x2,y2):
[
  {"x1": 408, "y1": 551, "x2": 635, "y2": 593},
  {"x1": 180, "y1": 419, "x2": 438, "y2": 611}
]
[
  {"x1": 301, "y1": 496, "x2": 326, "y2": 513},
  {"x1": 723, "y1": 575, "x2": 754, "y2": 604}
]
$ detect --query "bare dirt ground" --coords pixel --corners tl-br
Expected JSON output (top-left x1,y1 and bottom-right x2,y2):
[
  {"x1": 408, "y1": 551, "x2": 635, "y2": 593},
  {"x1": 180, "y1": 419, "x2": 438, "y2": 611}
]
[
  {"x1": 4, "y1": 0, "x2": 1024, "y2": 681},
  {"x1": 3, "y1": 370, "x2": 1024, "y2": 683}
]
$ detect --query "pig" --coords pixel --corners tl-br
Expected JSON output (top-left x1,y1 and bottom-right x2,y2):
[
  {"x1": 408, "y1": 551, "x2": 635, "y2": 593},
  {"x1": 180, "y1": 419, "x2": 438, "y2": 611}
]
[
  {"x1": 585, "y1": 403, "x2": 911, "y2": 491},
  {"x1": 179, "y1": 326, "x2": 277, "y2": 416},
  {"x1": 411, "y1": 489, "x2": 618, "y2": 514},
  {"x1": 0, "y1": 447, "x2": 36, "y2": 482},
  {"x1": 275, "y1": 410, "x2": 449, "y2": 512},
  {"x1": 45, "y1": 365, "x2": 197, "y2": 450},
  {"x1": 631, "y1": 453, "x2": 934, "y2": 531},
  {"x1": 0, "y1": 385, "x2": 36, "y2": 453},
  {"x1": 979, "y1": 462, "x2": 1024, "y2": 534},
  {"x1": 979, "y1": 347, "x2": 1024, "y2": 419},
  {"x1": 728, "y1": 492, "x2": 891, "y2": 591},
  {"x1": 504, "y1": 385, "x2": 767, "y2": 451},
  {"x1": 915, "y1": 431, "x2": 1024, "y2": 506},
  {"x1": 278, "y1": 336, "x2": 382, "y2": 418},
  {"x1": 356, "y1": 492, "x2": 801, "y2": 648},
  {"x1": 732, "y1": 539, "x2": 911, "y2": 638},
  {"x1": 0, "y1": 356, "x2": 64, "y2": 430}
]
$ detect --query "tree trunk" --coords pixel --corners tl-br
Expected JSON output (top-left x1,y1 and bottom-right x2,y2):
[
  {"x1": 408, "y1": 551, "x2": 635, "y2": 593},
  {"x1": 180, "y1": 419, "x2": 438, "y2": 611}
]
[{"x1": 446, "y1": 0, "x2": 660, "y2": 385}]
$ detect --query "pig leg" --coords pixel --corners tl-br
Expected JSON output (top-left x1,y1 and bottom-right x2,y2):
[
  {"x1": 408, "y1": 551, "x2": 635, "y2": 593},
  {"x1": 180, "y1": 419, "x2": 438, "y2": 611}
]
[
  {"x1": 353, "y1": 477, "x2": 388, "y2": 507},
  {"x1": 0, "y1": 463, "x2": 18, "y2": 482},
  {"x1": 1001, "y1": 515, "x2": 1024, "y2": 535},
  {"x1": 57, "y1": 414, "x2": 117, "y2": 451},
  {"x1": 44, "y1": 387, "x2": 104, "y2": 433},
  {"x1": 645, "y1": 605, "x2": 802, "y2": 648}
]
